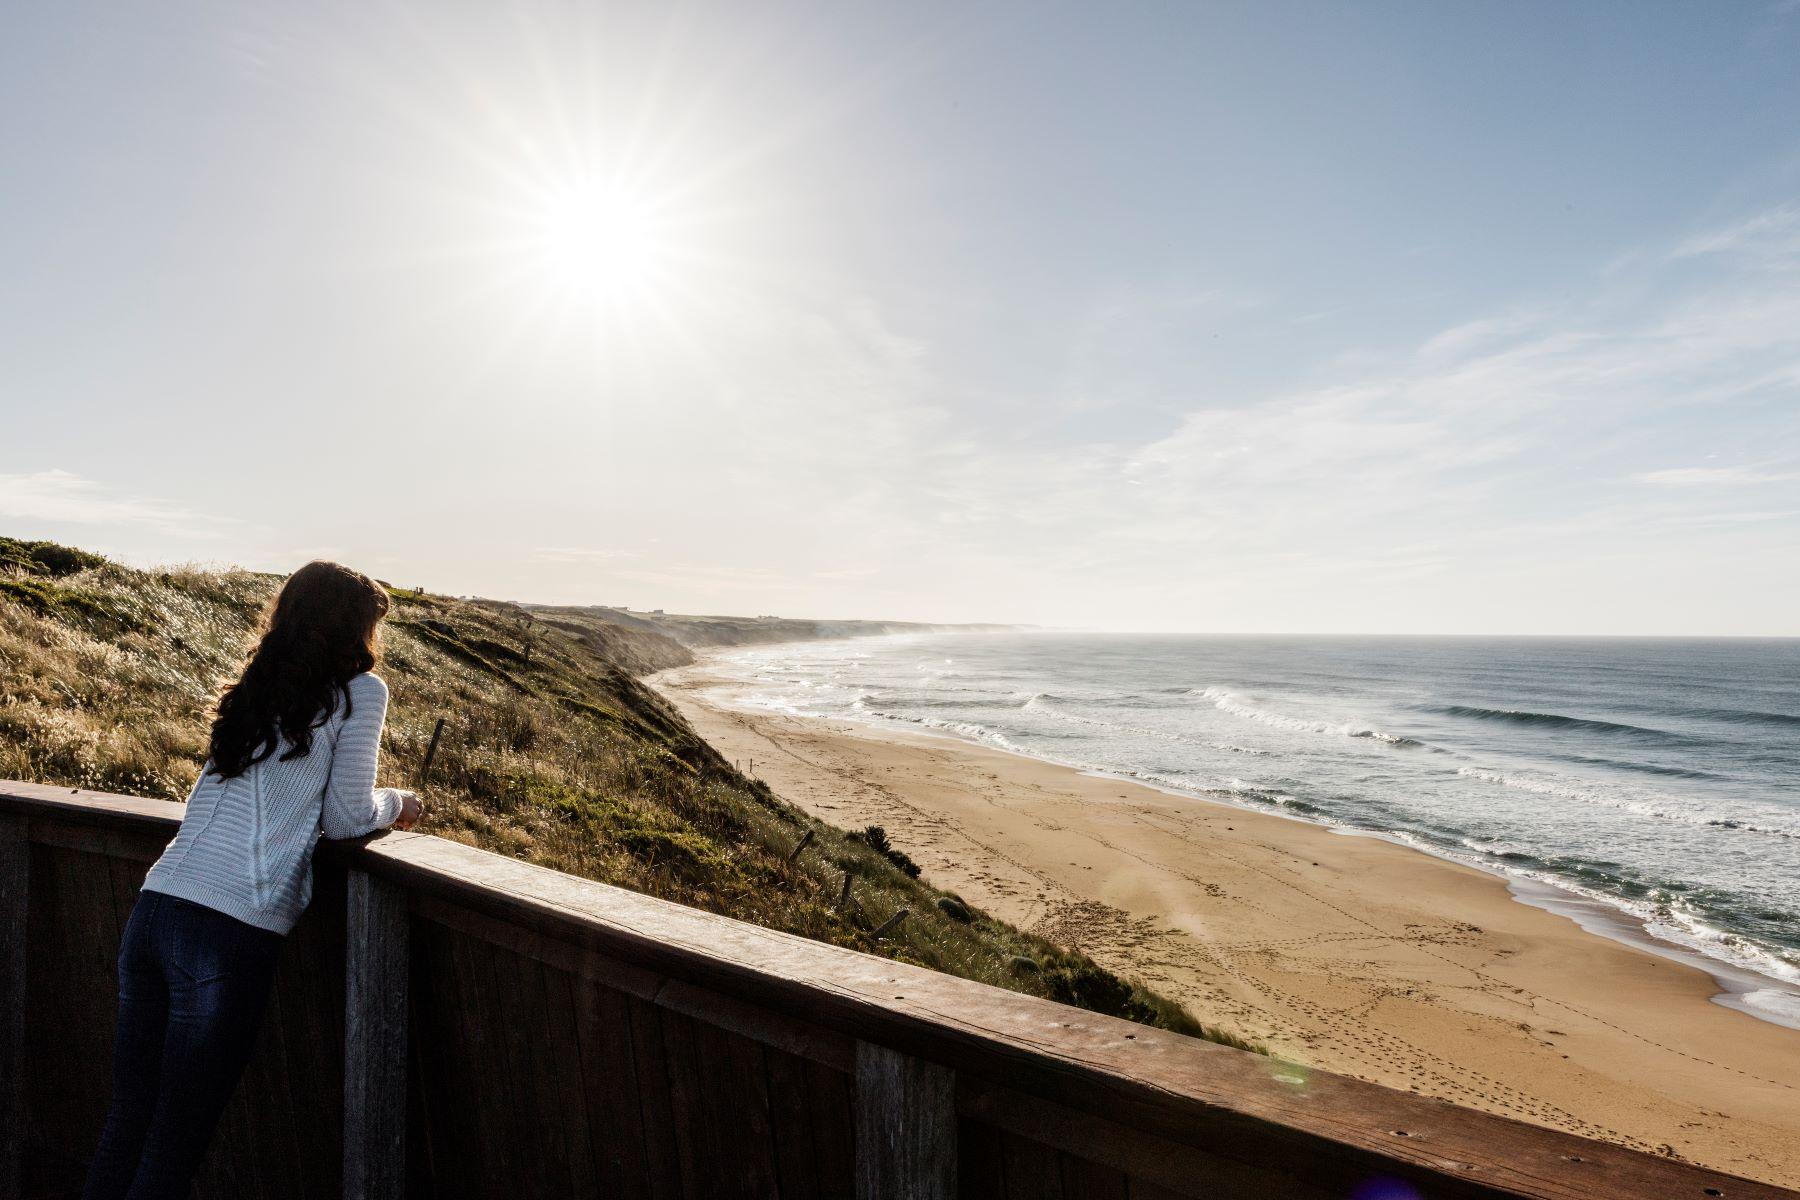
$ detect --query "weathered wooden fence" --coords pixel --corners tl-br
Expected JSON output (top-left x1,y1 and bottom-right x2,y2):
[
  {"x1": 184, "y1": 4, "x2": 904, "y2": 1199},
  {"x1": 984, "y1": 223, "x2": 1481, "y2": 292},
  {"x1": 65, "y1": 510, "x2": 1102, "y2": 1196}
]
[{"x1": 3, "y1": 781, "x2": 1792, "y2": 1200}]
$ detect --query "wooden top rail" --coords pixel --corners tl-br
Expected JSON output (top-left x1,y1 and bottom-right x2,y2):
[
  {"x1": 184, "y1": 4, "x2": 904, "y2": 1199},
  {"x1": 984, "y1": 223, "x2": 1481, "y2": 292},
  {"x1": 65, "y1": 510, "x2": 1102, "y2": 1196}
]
[{"x1": 5, "y1": 780, "x2": 1793, "y2": 1200}]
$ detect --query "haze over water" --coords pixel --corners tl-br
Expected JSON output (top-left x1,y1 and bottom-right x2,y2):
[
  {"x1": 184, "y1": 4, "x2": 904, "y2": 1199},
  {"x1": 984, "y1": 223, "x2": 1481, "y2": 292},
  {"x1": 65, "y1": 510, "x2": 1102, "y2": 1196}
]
[{"x1": 710, "y1": 633, "x2": 1800, "y2": 1017}]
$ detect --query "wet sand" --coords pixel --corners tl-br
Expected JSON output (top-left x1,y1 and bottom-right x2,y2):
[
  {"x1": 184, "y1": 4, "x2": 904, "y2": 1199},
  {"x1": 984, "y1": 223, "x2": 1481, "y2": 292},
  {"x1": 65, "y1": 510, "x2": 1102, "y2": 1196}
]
[{"x1": 653, "y1": 661, "x2": 1800, "y2": 1188}]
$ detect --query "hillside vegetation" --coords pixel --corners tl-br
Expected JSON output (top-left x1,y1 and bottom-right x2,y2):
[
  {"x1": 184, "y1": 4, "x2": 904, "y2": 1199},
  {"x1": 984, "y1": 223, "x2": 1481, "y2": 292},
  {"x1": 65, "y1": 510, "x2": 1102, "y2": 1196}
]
[{"x1": 0, "y1": 537, "x2": 1254, "y2": 1048}]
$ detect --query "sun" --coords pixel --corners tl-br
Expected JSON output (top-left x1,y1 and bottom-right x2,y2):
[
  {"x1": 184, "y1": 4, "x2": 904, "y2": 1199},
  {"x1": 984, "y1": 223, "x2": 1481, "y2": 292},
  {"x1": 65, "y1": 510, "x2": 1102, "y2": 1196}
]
[
  {"x1": 530, "y1": 178, "x2": 674, "y2": 310},
  {"x1": 459, "y1": 146, "x2": 735, "y2": 362}
]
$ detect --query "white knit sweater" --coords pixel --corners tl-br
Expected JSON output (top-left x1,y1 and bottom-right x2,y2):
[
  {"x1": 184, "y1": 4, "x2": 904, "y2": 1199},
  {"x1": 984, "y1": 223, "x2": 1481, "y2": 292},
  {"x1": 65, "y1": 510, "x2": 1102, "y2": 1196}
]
[{"x1": 143, "y1": 671, "x2": 406, "y2": 934}]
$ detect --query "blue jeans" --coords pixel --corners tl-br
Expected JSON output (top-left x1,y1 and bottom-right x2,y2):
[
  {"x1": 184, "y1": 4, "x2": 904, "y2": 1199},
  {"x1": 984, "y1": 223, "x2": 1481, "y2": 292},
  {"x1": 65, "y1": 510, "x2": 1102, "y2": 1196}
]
[{"x1": 83, "y1": 890, "x2": 285, "y2": 1200}]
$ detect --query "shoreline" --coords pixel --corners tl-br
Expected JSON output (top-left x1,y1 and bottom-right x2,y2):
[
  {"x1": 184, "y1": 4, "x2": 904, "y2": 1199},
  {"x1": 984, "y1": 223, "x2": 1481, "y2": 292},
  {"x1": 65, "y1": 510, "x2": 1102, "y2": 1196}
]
[
  {"x1": 651, "y1": 655, "x2": 1800, "y2": 1187},
  {"x1": 862, "y1": 736, "x2": 1800, "y2": 1031},
  {"x1": 1499, "y1": 874, "x2": 1800, "y2": 1031},
  {"x1": 667, "y1": 642, "x2": 1800, "y2": 1029}
]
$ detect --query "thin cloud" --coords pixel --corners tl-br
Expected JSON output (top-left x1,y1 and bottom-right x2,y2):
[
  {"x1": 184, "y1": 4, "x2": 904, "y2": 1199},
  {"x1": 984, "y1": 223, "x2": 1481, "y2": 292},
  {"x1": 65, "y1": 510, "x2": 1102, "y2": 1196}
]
[
  {"x1": 616, "y1": 562, "x2": 785, "y2": 590},
  {"x1": 1633, "y1": 466, "x2": 1798, "y2": 486},
  {"x1": 1671, "y1": 205, "x2": 1800, "y2": 261},
  {"x1": 0, "y1": 470, "x2": 236, "y2": 539},
  {"x1": 533, "y1": 546, "x2": 643, "y2": 563},
  {"x1": 1658, "y1": 509, "x2": 1797, "y2": 528}
]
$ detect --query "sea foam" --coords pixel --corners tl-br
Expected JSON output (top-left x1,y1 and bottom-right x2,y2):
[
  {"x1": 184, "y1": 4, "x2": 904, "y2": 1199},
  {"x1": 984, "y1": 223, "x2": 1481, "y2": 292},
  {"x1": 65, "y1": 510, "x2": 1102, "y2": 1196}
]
[{"x1": 1193, "y1": 686, "x2": 1424, "y2": 746}]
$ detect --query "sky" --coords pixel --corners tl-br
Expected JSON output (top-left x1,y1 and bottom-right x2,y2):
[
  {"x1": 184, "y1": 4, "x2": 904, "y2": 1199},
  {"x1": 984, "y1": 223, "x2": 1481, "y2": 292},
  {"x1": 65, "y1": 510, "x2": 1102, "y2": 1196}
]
[{"x1": 4, "y1": 1, "x2": 1799, "y2": 634}]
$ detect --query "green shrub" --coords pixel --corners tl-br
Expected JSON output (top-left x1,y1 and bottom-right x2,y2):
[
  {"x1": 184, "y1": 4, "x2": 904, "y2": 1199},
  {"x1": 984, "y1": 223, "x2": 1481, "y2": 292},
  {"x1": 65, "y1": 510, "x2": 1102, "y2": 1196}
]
[
  {"x1": 853, "y1": 824, "x2": 922, "y2": 877},
  {"x1": 0, "y1": 536, "x2": 108, "y2": 577},
  {"x1": 1044, "y1": 961, "x2": 1156, "y2": 1024},
  {"x1": 0, "y1": 577, "x2": 141, "y2": 633}
]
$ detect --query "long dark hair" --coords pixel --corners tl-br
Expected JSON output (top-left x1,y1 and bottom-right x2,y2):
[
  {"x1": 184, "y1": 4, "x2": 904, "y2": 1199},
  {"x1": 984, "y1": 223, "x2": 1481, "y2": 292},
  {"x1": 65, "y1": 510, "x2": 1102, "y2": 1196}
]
[{"x1": 207, "y1": 561, "x2": 391, "y2": 780}]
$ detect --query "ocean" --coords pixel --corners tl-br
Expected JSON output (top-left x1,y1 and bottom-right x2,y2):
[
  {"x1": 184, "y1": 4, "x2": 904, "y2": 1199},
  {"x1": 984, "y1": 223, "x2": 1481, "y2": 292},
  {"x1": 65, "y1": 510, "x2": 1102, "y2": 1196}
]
[{"x1": 701, "y1": 633, "x2": 1800, "y2": 1022}]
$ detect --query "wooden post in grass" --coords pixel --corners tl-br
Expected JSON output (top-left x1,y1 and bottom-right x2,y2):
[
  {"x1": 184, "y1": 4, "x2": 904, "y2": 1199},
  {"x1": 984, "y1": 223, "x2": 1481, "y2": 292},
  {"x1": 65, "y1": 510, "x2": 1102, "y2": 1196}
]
[
  {"x1": 837, "y1": 870, "x2": 854, "y2": 910},
  {"x1": 420, "y1": 717, "x2": 447, "y2": 784},
  {"x1": 871, "y1": 908, "x2": 910, "y2": 939},
  {"x1": 786, "y1": 830, "x2": 815, "y2": 863}
]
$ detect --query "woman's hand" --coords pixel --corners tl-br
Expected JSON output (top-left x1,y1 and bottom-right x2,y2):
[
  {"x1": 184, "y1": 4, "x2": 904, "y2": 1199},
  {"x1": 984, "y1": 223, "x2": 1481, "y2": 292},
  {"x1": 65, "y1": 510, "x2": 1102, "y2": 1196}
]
[{"x1": 393, "y1": 790, "x2": 424, "y2": 831}]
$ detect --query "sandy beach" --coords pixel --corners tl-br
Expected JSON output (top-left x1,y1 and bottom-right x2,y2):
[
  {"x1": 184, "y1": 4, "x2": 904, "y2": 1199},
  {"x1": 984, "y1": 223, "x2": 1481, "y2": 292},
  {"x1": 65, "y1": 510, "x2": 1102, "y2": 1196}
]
[{"x1": 653, "y1": 660, "x2": 1800, "y2": 1188}]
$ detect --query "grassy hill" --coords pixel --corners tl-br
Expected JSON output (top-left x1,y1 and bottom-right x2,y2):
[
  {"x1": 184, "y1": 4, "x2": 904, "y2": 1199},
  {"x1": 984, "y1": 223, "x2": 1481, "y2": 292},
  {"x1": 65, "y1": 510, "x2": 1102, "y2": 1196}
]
[{"x1": 0, "y1": 537, "x2": 1253, "y2": 1048}]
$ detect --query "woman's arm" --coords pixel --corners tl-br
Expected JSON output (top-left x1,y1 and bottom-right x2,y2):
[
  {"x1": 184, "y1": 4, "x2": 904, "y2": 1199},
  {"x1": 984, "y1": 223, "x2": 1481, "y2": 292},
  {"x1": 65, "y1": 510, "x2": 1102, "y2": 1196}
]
[{"x1": 320, "y1": 673, "x2": 411, "y2": 839}]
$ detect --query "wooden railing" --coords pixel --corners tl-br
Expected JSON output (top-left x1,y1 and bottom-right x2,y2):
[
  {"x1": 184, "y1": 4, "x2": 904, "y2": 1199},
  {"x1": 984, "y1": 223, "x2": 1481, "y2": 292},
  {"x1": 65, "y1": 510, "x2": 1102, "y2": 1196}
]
[{"x1": 3, "y1": 781, "x2": 1793, "y2": 1200}]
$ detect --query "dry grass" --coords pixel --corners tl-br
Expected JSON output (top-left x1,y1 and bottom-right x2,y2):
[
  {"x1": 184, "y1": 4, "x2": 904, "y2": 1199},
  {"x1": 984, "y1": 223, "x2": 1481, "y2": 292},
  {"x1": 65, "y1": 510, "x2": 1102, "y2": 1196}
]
[{"x1": 0, "y1": 538, "x2": 1258, "y2": 1050}]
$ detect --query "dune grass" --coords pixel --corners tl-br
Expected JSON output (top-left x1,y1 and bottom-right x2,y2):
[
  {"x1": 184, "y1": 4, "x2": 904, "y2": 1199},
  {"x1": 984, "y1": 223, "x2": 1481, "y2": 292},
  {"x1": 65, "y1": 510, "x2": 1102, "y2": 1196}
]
[{"x1": 0, "y1": 537, "x2": 1259, "y2": 1050}]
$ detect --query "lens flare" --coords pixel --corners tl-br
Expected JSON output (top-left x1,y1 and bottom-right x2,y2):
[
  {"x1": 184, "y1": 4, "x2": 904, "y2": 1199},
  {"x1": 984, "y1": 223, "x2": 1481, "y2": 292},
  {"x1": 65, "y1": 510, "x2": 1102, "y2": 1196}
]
[
  {"x1": 1349, "y1": 1180, "x2": 1425, "y2": 1200},
  {"x1": 1267, "y1": 1054, "x2": 1311, "y2": 1091}
]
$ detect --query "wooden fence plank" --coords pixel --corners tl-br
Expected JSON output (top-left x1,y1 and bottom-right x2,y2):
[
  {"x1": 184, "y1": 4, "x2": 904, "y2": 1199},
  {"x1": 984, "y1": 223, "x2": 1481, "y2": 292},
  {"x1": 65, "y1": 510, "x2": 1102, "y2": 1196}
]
[
  {"x1": 855, "y1": 1041, "x2": 957, "y2": 1200},
  {"x1": 275, "y1": 908, "x2": 338, "y2": 1200},
  {"x1": 493, "y1": 941, "x2": 574, "y2": 1199},
  {"x1": 0, "y1": 815, "x2": 25, "y2": 1200},
  {"x1": 572, "y1": 979, "x2": 655, "y2": 1200},
  {"x1": 344, "y1": 869, "x2": 408, "y2": 1200},
  {"x1": 538, "y1": 960, "x2": 601, "y2": 1195},
  {"x1": 469, "y1": 933, "x2": 531, "y2": 1191},
  {"x1": 654, "y1": 977, "x2": 854, "y2": 1072},
  {"x1": 1056, "y1": 1153, "x2": 1129, "y2": 1200},
  {"x1": 29, "y1": 818, "x2": 164, "y2": 863},
  {"x1": 411, "y1": 920, "x2": 483, "y2": 1200},
  {"x1": 228, "y1": 977, "x2": 302, "y2": 1200},
  {"x1": 22, "y1": 841, "x2": 79, "y2": 1183},
  {"x1": 999, "y1": 1130, "x2": 1062, "y2": 1200},
  {"x1": 657, "y1": 1006, "x2": 717, "y2": 1200},
  {"x1": 806, "y1": 1057, "x2": 857, "y2": 1197},
  {"x1": 403, "y1": 923, "x2": 445, "y2": 1200},
  {"x1": 958, "y1": 1080, "x2": 1337, "y2": 1200},
  {"x1": 956, "y1": 1119, "x2": 1007, "y2": 1200},
  {"x1": 703, "y1": 1020, "x2": 781, "y2": 1198},
  {"x1": 765, "y1": 1047, "x2": 823, "y2": 1200},
  {"x1": 624, "y1": 994, "x2": 685, "y2": 1200},
  {"x1": 49, "y1": 847, "x2": 116, "y2": 1141},
  {"x1": 449, "y1": 929, "x2": 521, "y2": 1198},
  {"x1": 294, "y1": 869, "x2": 350, "y2": 1199}
]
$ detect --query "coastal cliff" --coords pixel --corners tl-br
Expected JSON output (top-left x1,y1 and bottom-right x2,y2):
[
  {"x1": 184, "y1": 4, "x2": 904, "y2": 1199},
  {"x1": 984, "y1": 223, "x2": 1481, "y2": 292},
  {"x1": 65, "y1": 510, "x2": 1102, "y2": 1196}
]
[{"x1": 526, "y1": 601, "x2": 1014, "y2": 651}]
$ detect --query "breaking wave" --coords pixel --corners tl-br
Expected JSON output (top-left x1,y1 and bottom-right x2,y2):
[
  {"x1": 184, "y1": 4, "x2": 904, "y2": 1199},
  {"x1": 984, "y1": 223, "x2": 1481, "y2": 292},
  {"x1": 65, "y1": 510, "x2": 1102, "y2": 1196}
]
[
  {"x1": 1021, "y1": 692, "x2": 1273, "y2": 755},
  {"x1": 1194, "y1": 687, "x2": 1425, "y2": 747},
  {"x1": 1454, "y1": 767, "x2": 1799, "y2": 841}
]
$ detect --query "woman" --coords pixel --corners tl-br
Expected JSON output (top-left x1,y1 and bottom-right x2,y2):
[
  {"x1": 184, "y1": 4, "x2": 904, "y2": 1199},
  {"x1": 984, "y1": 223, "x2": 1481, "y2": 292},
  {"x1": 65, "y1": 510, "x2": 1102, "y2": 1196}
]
[{"x1": 85, "y1": 561, "x2": 424, "y2": 1200}]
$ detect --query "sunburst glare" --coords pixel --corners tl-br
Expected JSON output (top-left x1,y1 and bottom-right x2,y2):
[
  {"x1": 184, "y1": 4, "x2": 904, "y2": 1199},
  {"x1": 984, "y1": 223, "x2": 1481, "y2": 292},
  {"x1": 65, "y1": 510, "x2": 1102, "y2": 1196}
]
[{"x1": 531, "y1": 176, "x2": 675, "y2": 310}]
